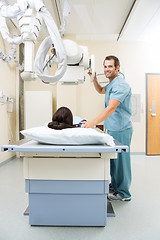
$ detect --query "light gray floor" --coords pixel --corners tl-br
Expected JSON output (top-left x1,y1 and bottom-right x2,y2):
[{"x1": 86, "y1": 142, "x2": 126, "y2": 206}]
[{"x1": 0, "y1": 154, "x2": 160, "y2": 240}]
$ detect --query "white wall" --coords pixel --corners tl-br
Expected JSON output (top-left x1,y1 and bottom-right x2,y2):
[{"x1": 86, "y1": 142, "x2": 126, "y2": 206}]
[{"x1": 0, "y1": 38, "x2": 17, "y2": 164}]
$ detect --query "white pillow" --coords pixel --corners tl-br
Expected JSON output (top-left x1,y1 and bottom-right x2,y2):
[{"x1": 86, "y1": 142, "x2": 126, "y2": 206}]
[{"x1": 20, "y1": 126, "x2": 115, "y2": 146}]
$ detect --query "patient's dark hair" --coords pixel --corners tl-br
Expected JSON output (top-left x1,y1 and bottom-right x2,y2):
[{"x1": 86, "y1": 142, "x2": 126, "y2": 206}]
[{"x1": 48, "y1": 106, "x2": 75, "y2": 130}]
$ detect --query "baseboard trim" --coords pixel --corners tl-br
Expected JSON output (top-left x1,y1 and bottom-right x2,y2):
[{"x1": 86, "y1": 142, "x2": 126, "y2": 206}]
[
  {"x1": 131, "y1": 152, "x2": 145, "y2": 155},
  {"x1": 0, "y1": 155, "x2": 16, "y2": 167}
]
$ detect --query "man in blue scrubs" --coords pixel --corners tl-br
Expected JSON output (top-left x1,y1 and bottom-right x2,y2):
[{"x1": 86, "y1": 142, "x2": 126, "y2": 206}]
[{"x1": 83, "y1": 55, "x2": 133, "y2": 201}]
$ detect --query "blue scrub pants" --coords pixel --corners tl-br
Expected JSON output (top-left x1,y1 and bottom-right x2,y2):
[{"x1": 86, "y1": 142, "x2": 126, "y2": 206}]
[{"x1": 108, "y1": 127, "x2": 133, "y2": 198}]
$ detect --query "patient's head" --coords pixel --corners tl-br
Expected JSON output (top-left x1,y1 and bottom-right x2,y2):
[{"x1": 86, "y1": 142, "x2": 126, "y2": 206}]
[{"x1": 48, "y1": 106, "x2": 74, "y2": 130}]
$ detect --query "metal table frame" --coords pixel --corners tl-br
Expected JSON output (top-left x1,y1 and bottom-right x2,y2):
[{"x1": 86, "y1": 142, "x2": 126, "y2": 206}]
[{"x1": 1, "y1": 139, "x2": 129, "y2": 226}]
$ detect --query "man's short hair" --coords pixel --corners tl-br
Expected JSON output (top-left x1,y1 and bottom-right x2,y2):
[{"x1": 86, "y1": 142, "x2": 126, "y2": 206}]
[{"x1": 104, "y1": 55, "x2": 120, "y2": 68}]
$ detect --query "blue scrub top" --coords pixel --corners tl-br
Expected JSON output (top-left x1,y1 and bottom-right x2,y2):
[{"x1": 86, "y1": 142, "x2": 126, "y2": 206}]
[{"x1": 104, "y1": 76, "x2": 132, "y2": 131}]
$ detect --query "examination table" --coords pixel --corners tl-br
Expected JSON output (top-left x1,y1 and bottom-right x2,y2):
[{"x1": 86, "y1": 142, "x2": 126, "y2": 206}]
[{"x1": 1, "y1": 139, "x2": 129, "y2": 227}]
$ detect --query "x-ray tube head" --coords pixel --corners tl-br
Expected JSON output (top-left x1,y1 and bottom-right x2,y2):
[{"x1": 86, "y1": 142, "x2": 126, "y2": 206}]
[{"x1": 63, "y1": 39, "x2": 83, "y2": 65}]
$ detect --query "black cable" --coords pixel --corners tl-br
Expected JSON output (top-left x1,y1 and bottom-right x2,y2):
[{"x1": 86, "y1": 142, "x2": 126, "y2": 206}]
[{"x1": 43, "y1": 53, "x2": 56, "y2": 72}]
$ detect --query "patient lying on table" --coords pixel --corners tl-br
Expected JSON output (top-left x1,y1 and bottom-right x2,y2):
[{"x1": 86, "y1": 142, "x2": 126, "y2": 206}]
[
  {"x1": 21, "y1": 106, "x2": 115, "y2": 146},
  {"x1": 48, "y1": 106, "x2": 86, "y2": 130}
]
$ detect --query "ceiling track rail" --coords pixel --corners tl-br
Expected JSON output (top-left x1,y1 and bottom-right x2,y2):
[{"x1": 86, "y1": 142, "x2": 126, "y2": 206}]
[{"x1": 117, "y1": 0, "x2": 137, "y2": 41}]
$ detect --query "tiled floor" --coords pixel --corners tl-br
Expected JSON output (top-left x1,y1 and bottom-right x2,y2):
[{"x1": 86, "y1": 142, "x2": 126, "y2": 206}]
[{"x1": 0, "y1": 155, "x2": 160, "y2": 240}]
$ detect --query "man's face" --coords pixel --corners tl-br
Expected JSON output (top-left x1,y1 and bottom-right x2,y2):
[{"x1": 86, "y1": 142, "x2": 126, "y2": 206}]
[{"x1": 104, "y1": 59, "x2": 119, "y2": 81}]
